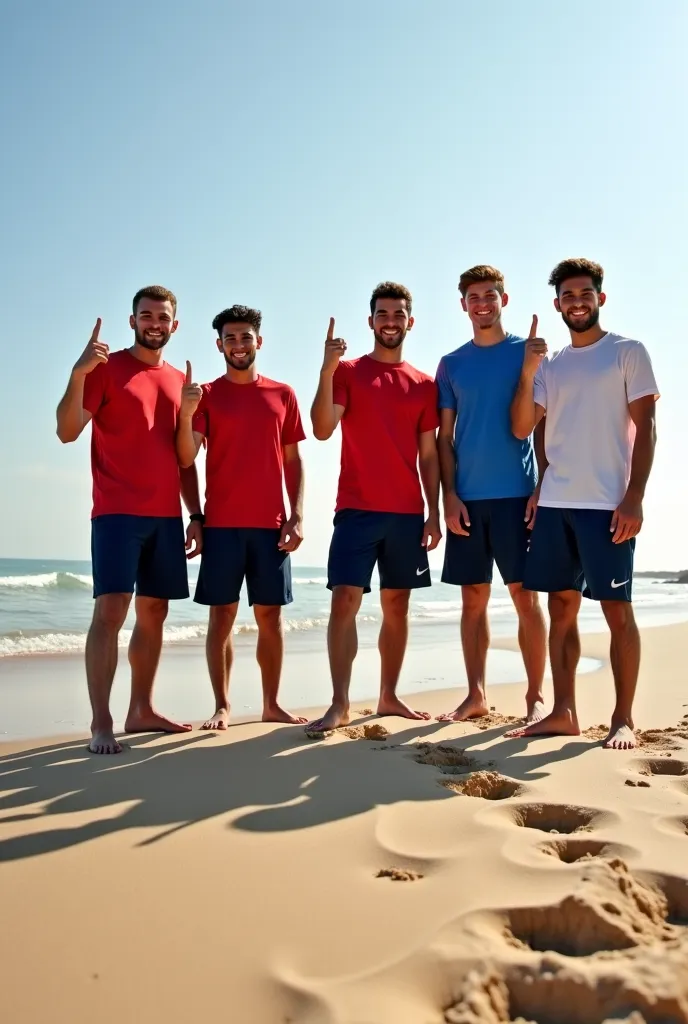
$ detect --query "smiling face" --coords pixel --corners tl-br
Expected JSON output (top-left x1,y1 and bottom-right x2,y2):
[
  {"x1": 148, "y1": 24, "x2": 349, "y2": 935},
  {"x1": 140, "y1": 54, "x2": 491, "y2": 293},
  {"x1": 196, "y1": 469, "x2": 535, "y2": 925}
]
[
  {"x1": 129, "y1": 297, "x2": 178, "y2": 350},
  {"x1": 368, "y1": 296, "x2": 414, "y2": 350},
  {"x1": 555, "y1": 275, "x2": 606, "y2": 333},
  {"x1": 461, "y1": 279, "x2": 508, "y2": 331},
  {"x1": 217, "y1": 321, "x2": 262, "y2": 369}
]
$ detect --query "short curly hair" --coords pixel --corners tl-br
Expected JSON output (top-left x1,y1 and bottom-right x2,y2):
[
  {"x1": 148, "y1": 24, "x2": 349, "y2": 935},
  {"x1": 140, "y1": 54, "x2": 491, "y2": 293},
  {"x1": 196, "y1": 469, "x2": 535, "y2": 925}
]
[
  {"x1": 369, "y1": 281, "x2": 412, "y2": 316},
  {"x1": 548, "y1": 258, "x2": 604, "y2": 294},
  {"x1": 132, "y1": 285, "x2": 177, "y2": 315},
  {"x1": 212, "y1": 304, "x2": 262, "y2": 336}
]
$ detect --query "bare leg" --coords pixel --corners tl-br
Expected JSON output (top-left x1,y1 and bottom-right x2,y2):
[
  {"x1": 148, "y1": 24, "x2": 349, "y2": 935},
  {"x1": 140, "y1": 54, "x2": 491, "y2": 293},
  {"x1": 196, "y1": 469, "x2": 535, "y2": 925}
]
[
  {"x1": 437, "y1": 583, "x2": 491, "y2": 722},
  {"x1": 305, "y1": 585, "x2": 362, "y2": 732},
  {"x1": 600, "y1": 600, "x2": 640, "y2": 750},
  {"x1": 509, "y1": 583, "x2": 547, "y2": 724},
  {"x1": 377, "y1": 588, "x2": 430, "y2": 720},
  {"x1": 202, "y1": 603, "x2": 238, "y2": 729},
  {"x1": 124, "y1": 596, "x2": 192, "y2": 734},
  {"x1": 506, "y1": 590, "x2": 582, "y2": 738},
  {"x1": 86, "y1": 593, "x2": 131, "y2": 754},
  {"x1": 254, "y1": 604, "x2": 307, "y2": 725}
]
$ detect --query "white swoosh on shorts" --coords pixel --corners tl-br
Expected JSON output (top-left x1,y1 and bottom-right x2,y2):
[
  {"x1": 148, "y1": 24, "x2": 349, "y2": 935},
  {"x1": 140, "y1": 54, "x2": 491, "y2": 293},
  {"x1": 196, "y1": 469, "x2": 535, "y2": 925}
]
[
  {"x1": 611, "y1": 579, "x2": 629, "y2": 588},
  {"x1": 416, "y1": 567, "x2": 429, "y2": 576}
]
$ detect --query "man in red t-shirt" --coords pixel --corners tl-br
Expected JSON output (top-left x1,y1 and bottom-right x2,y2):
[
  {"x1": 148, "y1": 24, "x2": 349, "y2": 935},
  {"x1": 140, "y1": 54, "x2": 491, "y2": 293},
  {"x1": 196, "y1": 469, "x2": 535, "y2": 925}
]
[
  {"x1": 308, "y1": 282, "x2": 442, "y2": 733},
  {"x1": 176, "y1": 304, "x2": 308, "y2": 730},
  {"x1": 55, "y1": 285, "x2": 204, "y2": 755}
]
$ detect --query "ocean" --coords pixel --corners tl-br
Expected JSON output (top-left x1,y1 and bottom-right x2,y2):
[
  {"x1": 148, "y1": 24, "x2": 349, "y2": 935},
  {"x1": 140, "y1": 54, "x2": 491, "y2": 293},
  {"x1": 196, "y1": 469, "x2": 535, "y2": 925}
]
[{"x1": 1, "y1": 557, "x2": 688, "y2": 658}]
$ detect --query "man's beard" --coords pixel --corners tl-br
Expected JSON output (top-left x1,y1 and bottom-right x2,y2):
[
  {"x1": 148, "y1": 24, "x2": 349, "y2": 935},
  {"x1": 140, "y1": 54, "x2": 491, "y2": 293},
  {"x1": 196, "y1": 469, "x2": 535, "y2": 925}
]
[
  {"x1": 224, "y1": 349, "x2": 257, "y2": 370},
  {"x1": 135, "y1": 328, "x2": 171, "y2": 350},
  {"x1": 472, "y1": 313, "x2": 501, "y2": 331},
  {"x1": 374, "y1": 329, "x2": 407, "y2": 350},
  {"x1": 562, "y1": 307, "x2": 600, "y2": 334}
]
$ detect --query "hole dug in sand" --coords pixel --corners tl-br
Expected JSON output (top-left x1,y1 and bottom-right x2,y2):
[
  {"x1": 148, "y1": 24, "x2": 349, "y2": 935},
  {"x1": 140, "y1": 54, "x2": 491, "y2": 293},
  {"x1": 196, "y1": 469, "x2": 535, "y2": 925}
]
[
  {"x1": 635, "y1": 758, "x2": 688, "y2": 777},
  {"x1": 508, "y1": 803, "x2": 604, "y2": 834},
  {"x1": 445, "y1": 860, "x2": 688, "y2": 1024},
  {"x1": 341, "y1": 724, "x2": 389, "y2": 741},
  {"x1": 538, "y1": 838, "x2": 629, "y2": 864},
  {"x1": 441, "y1": 771, "x2": 525, "y2": 800},
  {"x1": 412, "y1": 743, "x2": 481, "y2": 775}
]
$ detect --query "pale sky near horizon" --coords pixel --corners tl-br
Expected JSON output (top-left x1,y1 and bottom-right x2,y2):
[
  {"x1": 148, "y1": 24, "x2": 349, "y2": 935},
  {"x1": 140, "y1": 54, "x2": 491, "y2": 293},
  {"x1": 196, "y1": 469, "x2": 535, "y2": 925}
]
[{"x1": 1, "y1": 1, "x2": 686, "y2": 571}]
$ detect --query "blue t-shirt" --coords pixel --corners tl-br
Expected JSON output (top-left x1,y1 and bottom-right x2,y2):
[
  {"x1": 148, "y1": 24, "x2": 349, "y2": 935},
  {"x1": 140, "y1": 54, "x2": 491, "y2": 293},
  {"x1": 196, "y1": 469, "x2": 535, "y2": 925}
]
[{"x1": 436, "y1": 334, "x2": 535, "y2": 501}]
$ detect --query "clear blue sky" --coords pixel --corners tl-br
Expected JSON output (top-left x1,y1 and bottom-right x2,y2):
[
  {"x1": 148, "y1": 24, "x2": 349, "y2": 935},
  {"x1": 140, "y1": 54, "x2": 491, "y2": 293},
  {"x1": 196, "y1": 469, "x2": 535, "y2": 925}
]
[{"x1": 1, "y1": 1, "x2": 686, "y2": 570}]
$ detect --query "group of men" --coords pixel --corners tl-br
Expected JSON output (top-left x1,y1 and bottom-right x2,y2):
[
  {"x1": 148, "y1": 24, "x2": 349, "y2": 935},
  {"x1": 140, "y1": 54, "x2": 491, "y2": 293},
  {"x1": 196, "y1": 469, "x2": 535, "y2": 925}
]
[{"x1": 56, "y1": 258, "x2": 659, "y2": 756}]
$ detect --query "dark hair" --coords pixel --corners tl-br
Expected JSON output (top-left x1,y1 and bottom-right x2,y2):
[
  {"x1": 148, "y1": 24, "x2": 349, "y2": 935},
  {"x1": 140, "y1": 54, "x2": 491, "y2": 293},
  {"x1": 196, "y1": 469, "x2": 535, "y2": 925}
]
[
  {"x1": 458, "y1": 265, "x2": 505, "y2": 298},
  {"x1": 212, "y1": 304, "x2": 262, "y2": 336},
  {"x1": 132, "y1": 285, "x2": 177, "y2": 315},
  {"x1": 548, "y1": 258, "x2": 604, "y2": 294},
  {"x1": 369, "y1": 281, "x2": 412, "y2": 316}
]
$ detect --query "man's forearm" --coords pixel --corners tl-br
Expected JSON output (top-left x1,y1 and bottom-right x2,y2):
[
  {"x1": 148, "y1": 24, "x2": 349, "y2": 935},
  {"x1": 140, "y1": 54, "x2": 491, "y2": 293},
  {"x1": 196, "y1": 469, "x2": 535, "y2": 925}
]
[
  {"x1": 511, "y1": 372, "x2": 537, "y2": 440},
  {"x1": 438, "y1": 434, "x2": 457, "y2": 498},
  {"x1": 284, "y1": 456, "x2": 304, "y2": 521},
  {"x1": 176, "y1": 416, "x2": 198, "y2": 469},
  {"x1": 627, "y1": 420, "x2": 657, "y2": 498},
  {"x1": 56, "y1": 371, "x2": 87, "y2": 443},
  {"x1": 533, "y1": 418, "x2": 548, "y2": 485},
  {"x1": 310, "y1": 372, "x2": 337, "y2": 440},
  {"x1": 180, "y1": 464, "x2": 202, "y2": 516},
  {"x1": 419, "y1": 452, "x2": 440, "y2": 515}
]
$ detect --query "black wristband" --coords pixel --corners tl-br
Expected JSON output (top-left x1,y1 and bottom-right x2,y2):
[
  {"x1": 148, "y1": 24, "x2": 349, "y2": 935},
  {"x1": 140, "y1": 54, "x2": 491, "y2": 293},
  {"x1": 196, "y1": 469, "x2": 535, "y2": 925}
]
[{"x1": 189, "y1": 512, "x2": 205, "y2": 524}]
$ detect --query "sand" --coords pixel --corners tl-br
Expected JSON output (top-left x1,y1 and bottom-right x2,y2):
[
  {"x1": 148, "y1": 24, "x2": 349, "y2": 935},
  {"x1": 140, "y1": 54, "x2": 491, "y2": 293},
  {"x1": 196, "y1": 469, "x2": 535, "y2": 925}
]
[{"x1": 1, "y1": 621, "x2": 687, "y2": 1023}]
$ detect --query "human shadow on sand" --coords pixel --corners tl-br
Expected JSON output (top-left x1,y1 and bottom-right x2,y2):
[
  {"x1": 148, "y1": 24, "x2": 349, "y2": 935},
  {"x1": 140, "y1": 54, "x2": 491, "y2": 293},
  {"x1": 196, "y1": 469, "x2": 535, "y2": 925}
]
[{"x1": 0, "y1": 718, "x2": 602, "y2": 861}]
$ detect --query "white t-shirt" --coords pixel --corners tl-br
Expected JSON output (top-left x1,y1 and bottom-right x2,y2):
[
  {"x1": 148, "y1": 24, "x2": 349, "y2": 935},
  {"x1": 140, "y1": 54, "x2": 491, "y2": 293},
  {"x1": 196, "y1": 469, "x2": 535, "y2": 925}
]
[{"x1": 534, "y1": 332, "x2": 659, "y2": 510}]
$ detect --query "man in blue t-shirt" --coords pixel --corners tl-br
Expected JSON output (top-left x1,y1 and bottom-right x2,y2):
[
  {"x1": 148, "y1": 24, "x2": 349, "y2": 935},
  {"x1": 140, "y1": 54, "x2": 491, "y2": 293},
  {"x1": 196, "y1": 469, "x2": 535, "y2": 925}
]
[{"x1": 435, "y1": 265, "x2": 547, "y2": 724}]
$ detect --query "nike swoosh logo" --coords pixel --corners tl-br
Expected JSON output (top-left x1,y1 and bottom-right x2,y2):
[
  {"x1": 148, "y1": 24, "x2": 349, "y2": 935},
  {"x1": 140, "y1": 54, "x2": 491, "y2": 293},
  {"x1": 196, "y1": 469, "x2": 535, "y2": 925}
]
[
  {"x1": 611, "y1": 579, "x2": 629, "y2": 588},
  {"x1": 416, "y1": 567, "x2": 429, "y2": 576}
]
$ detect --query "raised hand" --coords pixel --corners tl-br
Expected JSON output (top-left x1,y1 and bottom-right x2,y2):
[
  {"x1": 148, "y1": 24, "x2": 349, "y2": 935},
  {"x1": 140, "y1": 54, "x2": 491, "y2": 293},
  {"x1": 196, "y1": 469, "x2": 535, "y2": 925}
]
[
  {"x1": 73, "y1": 318, "x2": 109, "y2": 377},
  {"x1": 181, "y1": 360, "x2": 203, "y2": 417},
  {"x1": 321, "y1": 317, "x2": 347, "y2": 374},
  {"x1": 522, "y1": 315, "x2": 547, "y2": 377}
]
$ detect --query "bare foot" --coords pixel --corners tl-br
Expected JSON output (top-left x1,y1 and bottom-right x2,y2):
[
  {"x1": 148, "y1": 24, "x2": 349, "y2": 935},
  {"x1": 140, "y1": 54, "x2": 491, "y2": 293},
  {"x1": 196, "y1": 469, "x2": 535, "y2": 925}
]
[
  {"x1": 524, "y1": 699, "x2": 546, "y2": 727},
  {"x1": 88, "y1": 729, "x2": 123, "y2": 755},
  {"x1": 305, "y1": 703, "x2": 350, "y2": 733},
  {"x1": 201, "y1": 709, "x2": 229, "y2": 730},
  {"x1": 604, "y1": 723, "x2": 636, "y2": 750},
  {"x1": 263, "y1": 705, "x2": 309, "y2": 725},
  {"x1": 377, "y1": 695, "x2": 431, "y2": 721},
  {"x1": 124, "y1": 710, "x2": 192, "y2": 734},
  {"x1": 436, "y1": 693, "x2": 489, "y2": 723},
  {"x1": 505, "y1": 707, "x2": 580, "y2": 739}
]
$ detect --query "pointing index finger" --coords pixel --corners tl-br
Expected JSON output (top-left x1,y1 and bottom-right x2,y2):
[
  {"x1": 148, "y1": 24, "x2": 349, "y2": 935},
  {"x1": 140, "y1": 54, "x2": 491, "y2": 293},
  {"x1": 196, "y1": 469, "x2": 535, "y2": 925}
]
[
  {"x1": 91, "y1": 318, "x2": 102, "y2": 342},
  {"x1": 326, "y1": 317, "x2": 335, "y2": 342},
  {"x1": 528, "y1": 315, "x2": 538, "y2": 340},
  {"x1": 185, "y1": 360, "x2": 192, "y2": 384}
]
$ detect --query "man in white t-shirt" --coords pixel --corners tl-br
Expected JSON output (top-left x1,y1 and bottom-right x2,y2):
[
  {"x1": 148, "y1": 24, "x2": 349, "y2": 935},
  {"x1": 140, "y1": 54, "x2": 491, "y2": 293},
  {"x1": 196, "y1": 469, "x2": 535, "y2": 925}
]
[{"x1": 508, "y1": 258, "x2": 659, "y2": 750}]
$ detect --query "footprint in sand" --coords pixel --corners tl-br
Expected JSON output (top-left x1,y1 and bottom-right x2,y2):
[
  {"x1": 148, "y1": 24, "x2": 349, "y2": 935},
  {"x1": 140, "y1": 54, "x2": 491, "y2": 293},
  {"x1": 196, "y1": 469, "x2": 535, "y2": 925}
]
[
  {"x1": 634, "y1": 757, "x2": 688, "y2": 778},
  {"x1": 441, "y1": 771, "x2": 525, "y2": 801},
  {"x1": 538, "y1": 837, "x2": 635, "y2": 864},
  {"x1": 411, "y1": 742, "x2": 483, "y2": 775},
  {"x1": 504, "y1": 802, "x2": 610, "y2": 834},
  {"x1": 445, "y1": 859, "x2": 688, "y2": 1023},
  {"x1": 375, "y1": 867, "x2": 424, "y2": 882}
]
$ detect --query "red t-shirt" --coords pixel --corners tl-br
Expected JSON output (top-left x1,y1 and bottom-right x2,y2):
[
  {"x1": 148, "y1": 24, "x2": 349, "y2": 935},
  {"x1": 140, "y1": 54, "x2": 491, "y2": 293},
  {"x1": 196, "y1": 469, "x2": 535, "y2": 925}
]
[
  {"x1": 82, "y1": 350, "x2": 184, "y2": 518},
  {"x1": 333, "y1": 355, "x2": 439, "y2": 514},
  {"x1": 192, "y1": 375, "x2": 306, "y2": 529}
]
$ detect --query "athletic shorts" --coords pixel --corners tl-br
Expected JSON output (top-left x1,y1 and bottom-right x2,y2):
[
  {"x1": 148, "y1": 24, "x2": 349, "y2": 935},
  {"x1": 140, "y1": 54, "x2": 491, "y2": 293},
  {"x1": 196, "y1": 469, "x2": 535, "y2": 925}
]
[
  {"x1": 523, "y1": 506, "x2": 634, "y2": 602},
  {"x1": 441, "y1": 496, "x2": 530, "y2": 587},
  {"x1": 194, "y1": 527, "x2": 293, "y2": 607},
  {"x1": 327, "y1": 509, "x2": 431, "y2": 593},
  {"x1": 91, "y1": 514, "x2": 189, "y2": 600}
]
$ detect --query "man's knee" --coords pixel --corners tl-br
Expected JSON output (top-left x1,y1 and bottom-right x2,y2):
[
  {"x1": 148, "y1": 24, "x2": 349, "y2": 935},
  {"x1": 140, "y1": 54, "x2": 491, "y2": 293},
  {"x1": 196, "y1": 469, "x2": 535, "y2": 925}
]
[
  {"x1": 135, "y1": 596, "x2": 169, "y2": 626},
  {"x1": 548, "y1": 590, "x2": 581, "y2": 624},
  {"x1": 331, "y1": 585, "x2": 363, "y2": 622},
  {"x1": 380, "y1": 588, "x2": 410, "y2": 620},
  {"x1": 93, "y1": 593, "x2": 131, "y2": 630},
  {"x1": 253, "y1": 604, "x2": 282, "y2": 632},
  {"x1": 209, "y1": 603, "x2": 239, "y2": 631},
  {"x1": 509, "y1": 583, "x2": 541, "y2": 618},
  {"x1": 601, "y1": 600, "x2": 636, "y2": 632},
  {"x1": 462, "y1": 583, "x2": 490, "y2": 616}
]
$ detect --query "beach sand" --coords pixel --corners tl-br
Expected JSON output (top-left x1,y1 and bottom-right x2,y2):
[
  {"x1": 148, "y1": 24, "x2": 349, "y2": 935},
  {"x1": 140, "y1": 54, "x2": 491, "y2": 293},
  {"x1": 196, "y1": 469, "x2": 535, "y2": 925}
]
[{"x1": 1, "y1": 622, "x2": 687, "y2": 1023}]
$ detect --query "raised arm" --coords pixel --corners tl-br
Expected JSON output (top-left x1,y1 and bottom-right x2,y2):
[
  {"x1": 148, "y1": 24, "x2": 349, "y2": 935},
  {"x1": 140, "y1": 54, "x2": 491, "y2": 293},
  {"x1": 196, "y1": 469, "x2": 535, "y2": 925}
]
[
  {"x1": 311, "y1": 318, "x2": 346, "y2": 440},
  {"x1": 511, "y1": 315, "x2": 547, "y2": 439},
  {"x1": 56, "y1": 318, "x2": 108, "y2": 443},
  {"x1": 419, "y1": 429, "x2": 442, "y2": 551},
  {"x1": 176, "y1": 361, "x2": 204, "y2": 468}
]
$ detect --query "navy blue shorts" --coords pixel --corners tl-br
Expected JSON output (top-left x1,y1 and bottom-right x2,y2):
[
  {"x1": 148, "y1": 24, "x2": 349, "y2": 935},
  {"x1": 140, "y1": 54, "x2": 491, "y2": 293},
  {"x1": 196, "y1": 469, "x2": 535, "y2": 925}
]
[
  {"x1": 442, "y1": 496, "x2": 530, "y2": 587},
  {"x1": 523, "y1": 507, "x2": 634, "y2": 602},
  {"x1": 91, "y1": 515, "x2": 189, "y2": 600},
  {"x1": 194, "y1": 527, "x2": 293, "y2": 607},
  {"x1": 327, "y1": 509, "x2": 430, "y2": 593}
]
